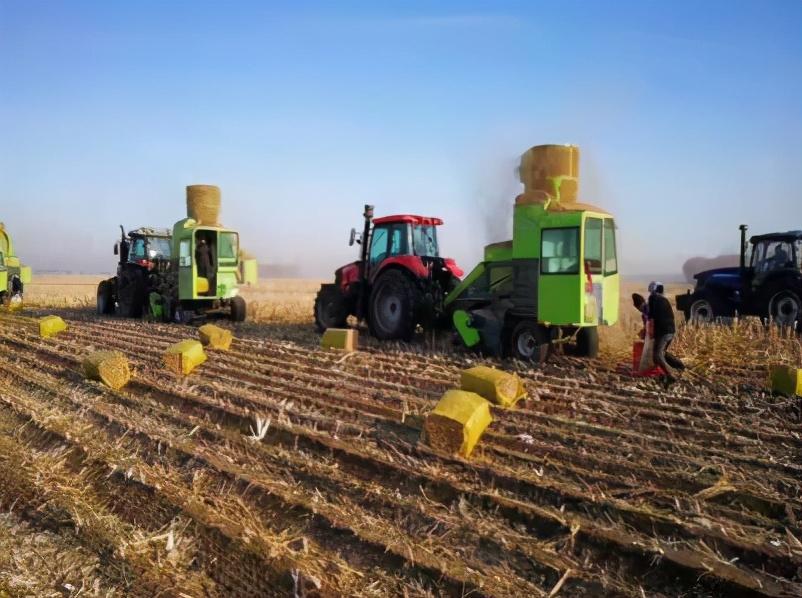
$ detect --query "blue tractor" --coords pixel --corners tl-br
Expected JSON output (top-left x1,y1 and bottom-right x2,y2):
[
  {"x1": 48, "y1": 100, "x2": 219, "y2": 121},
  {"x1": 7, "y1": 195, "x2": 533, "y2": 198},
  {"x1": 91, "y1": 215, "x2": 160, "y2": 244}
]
[{"x1": 677, "y1": 225, "x2": 802, "y2": 328}]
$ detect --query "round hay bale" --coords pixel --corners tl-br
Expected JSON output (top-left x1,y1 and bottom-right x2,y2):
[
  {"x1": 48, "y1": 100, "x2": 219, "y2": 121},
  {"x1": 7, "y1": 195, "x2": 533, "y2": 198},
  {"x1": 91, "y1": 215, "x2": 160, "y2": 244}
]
[
  {"x1": 519, "y1": 144, "x2": 580, "y2": 202},
  {"x1": 186, "y1": 184, "x2": 221, "y2": 226}
]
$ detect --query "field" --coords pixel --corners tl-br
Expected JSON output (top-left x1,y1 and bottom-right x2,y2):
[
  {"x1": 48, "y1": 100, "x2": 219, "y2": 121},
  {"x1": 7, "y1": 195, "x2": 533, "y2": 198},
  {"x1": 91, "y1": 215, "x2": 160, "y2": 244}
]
[{"x1": 0, "y1": 276, "x2": 800, "y2": 597}]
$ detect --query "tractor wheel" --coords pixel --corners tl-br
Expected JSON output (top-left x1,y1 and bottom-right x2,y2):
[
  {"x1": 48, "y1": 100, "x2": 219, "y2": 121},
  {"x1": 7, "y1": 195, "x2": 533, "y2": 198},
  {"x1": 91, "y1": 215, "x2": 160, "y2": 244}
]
[
  {"x1": 509, "y1": 320, "x2": 549, "y2": 362},
  {"x1": 769, "y1": 291, "x2": 802, "y2": 329},
  {"x1": 96, "y1": 280, "x2": 114, "y2": 315},
  {"x1": 314, "y1": 285, "x2": 348, "y2": 332},
  {"x1": 369, "y1": 270, "x2": 418, "y2": 341},
  {"x1": 230, "y1": 296, "x2": 247, "y2": 322},
  {"x1": 116, "y1": 270, "x2": 146, "y2": 318},
  {"x1": 576, "y1": 326, "x2": 599, "y2": 358},
  {"x1": 688, "y1": 297, "x2": 716, "y2": 323}
]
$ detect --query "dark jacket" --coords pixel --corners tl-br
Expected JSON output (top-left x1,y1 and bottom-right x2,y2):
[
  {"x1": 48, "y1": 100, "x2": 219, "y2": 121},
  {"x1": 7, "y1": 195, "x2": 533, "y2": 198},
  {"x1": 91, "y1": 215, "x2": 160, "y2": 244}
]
[
  {"x1": 196, "y1": 243, "x2": 213, "y2": 278},
  {"x1": 648, "y1": 293, "x2": 675, "y2": 338}
]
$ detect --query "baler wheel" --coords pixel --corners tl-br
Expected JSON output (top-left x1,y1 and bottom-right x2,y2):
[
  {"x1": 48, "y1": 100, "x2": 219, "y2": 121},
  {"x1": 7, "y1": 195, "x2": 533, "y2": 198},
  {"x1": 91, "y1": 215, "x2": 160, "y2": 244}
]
[
  {"x1": 314, "y1": 285, "x2": 348, "y2": 332},
  {"x1": 576, "y1": 326, "x2": 599, "y2": 358},
  {"x1": 230, "y1": 296, "x2": 247, "y2": 322},
  {"x1": 369, "y1": 270, "x2": 417, "y2": 341},
  {"x1": 509, "y1": 320, "x2": 549, "y2": 362}
]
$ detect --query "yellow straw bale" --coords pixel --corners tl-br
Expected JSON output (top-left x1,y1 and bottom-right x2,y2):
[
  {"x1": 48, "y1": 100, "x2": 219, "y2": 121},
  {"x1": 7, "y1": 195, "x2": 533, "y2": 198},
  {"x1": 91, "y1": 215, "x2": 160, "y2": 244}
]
[
  {"x1": 39, "y1": 315, "x2": 67, "y2": 338},
  {"x1": 163, "y1": 339, "x2": 207, "y2": 375},
  {"x1": 198, "y1": 324, "x2": 233, "y2": 351},
  {"x1": 424, "y1": 390, "x2": 492, "y2": 458},
  {"x1": 186, "y1": 185, "x2": 221, "y2": 226},
  {"x1": 321, "y1": 328, "x2": 358, "y2": 352},
  {"x1": 460, "y1": 366, "x2": 526, "y2": 408},
  {"x1": 769, "y1": 364, "x2": 802, "y2": 397},
  {"x1": 82, "y1": 351, "x2": 131, "y2": 390}
]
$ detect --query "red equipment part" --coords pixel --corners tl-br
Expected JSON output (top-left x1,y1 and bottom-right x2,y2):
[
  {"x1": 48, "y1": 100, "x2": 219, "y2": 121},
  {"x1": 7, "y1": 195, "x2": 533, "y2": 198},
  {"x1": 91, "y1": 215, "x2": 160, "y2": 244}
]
[
  {"x1": 632, "y1": 340, "x2": 665, "y2": 377},
  {"x1": 372, "y1": 215, "x2": 444, "y2": 226}
]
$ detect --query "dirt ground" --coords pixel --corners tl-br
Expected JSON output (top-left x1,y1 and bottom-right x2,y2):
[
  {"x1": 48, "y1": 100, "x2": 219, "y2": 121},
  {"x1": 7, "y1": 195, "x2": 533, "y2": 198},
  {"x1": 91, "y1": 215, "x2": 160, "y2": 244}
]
[{"x1": 1, "y1": 275, "x2": 799, "y2": 597}]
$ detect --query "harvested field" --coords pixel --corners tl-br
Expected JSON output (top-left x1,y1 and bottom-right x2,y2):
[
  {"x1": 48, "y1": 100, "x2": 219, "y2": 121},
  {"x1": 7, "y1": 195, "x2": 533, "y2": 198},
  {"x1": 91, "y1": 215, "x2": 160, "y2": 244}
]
[{"x1": 0, "y1": 279, "x2": 800, "y2": 596}]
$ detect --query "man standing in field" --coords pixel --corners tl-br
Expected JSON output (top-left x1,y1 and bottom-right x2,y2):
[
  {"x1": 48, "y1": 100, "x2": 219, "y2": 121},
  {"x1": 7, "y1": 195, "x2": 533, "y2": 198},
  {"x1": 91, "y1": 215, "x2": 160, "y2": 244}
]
[{"x1": 648, "y1": 282, "x2": 685, "y2": 386}]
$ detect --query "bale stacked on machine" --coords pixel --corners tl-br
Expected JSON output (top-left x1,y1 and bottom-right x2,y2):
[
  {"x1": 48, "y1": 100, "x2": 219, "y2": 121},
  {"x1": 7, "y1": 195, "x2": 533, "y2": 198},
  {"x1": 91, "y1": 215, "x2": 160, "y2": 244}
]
[
  {"x1": 82, "y1": 351, "x2": 131, "y2": 390},
  {"x1": 186, "y1": 185, "x2": 221, "y2": 226},
  {"x1": 518, "y1": 144, "x2": 580, "y2": 203}
]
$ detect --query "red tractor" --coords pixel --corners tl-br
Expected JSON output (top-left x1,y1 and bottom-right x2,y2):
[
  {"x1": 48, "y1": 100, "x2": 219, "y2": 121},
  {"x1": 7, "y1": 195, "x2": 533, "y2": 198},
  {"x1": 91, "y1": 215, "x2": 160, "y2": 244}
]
[{"x1": 314, "y1": 205, "x2": 463, "y2": 340}]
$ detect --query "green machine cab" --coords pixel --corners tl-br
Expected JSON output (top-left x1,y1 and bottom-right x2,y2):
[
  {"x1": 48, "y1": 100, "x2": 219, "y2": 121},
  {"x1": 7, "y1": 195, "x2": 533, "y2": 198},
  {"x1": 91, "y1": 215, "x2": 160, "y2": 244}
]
[
  {"x1": 0, "y1": 222, "x2": 32, "y2": 309},
  {"x1": 446, "y1": 145, "x2": 619, "y2": 359}
]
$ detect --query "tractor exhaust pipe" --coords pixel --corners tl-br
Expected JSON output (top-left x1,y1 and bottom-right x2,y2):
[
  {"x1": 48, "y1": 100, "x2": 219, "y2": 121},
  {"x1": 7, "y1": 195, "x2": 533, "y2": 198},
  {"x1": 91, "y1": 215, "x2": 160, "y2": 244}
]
[
  {"x1": 739, "y1": 224, "x2": 748, "y2": 271},
  {"x1": 356, "y1": 204, "x2": 375, "y2": 320}
]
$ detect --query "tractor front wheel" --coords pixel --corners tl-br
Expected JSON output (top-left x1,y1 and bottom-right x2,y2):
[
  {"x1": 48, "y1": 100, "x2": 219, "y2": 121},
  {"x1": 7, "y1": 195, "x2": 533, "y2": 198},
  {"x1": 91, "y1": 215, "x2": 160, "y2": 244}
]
[
  {"x1": 230, "y1": 296, "x2": 247, "y2": 322},
  {"x1": 769, "y1": 291, "x2": 801, "y2": 329},
  {"x1": 314, "y1": 285, "x2": 348, "y2": 332},
  {"x1": 509, "y1": 320, "x2": 549, "y2": 362},
  {"x1": 369, "y1": 270, "x2": 417, "y2": 341}
]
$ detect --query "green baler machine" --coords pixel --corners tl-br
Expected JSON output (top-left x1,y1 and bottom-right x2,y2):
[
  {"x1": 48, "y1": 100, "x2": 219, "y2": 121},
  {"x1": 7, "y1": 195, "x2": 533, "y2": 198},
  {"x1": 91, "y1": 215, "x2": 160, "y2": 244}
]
[
  {"x1": 0, "y1": 222, "x2": 32, "y2": 308},
  {"x1": 446, "y1": 145, "x2": 619, "y2": 359}
]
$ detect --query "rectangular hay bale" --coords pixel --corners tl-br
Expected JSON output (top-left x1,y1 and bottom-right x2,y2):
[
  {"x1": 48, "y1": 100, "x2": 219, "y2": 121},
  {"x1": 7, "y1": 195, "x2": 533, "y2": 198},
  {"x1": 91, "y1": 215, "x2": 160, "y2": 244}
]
[
  {"x1": 460, "y1": 365, "x2": 526, "y2": 408},
  {"x1": 321, "y1": 328, "x2": 358, "y2": 352},
  {"x1": 39, "y1": 315, "x2": 67, "y2": 338},
  {"x1": 198, "y1": 324, "x2": 233, "y2": 351},
  {"x1": 769, "y1": 364, "x2": 802, "y2": 397},
  {"x1": 163, "y1": 339, "x2": 207, "y2": 375},
  {"x1": 424, "y1": 390, "x2": 492, "y2": 458},
  {"x1": 82, "y1": 351, "x2": 131, "y2": 390}
]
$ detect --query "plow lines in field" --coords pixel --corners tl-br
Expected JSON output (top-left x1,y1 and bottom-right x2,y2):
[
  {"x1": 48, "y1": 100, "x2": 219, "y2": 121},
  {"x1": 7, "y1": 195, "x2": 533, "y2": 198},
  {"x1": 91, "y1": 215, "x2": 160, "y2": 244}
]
[{"x1": 0, "y1": 311, "x2": 800, "y2": 597}]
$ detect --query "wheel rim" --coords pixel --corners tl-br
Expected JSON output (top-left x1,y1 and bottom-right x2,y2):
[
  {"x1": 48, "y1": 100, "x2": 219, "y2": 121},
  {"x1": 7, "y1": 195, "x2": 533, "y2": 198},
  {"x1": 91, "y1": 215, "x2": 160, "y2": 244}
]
[
  {"x1": 690, "y1": 300, "x2": 713, "y2": 323},
  {"x1": 375, "y1": 288, "x2": 402, "y2": 332},
  {"x1": 772, "y1": 294, "x2": 799, "y2": 326},
  {"x1": 516, "y1": 330, "x2": 538, "y2": 359}
]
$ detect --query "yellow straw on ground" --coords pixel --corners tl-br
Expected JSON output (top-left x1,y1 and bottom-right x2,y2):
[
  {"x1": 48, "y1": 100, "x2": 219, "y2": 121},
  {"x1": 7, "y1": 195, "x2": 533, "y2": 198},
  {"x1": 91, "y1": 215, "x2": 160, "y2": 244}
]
[
  {"x1": 39, "y1": 315, "x2": 67, "y2": 338},
  {"x1": 460, "y1": 366, "x2": 526, "y2": 408},
  {"x1": 424, "y1": 390, "x2": 492, "y2": 458},
  {"x1": 163, "y1": 340, "x2": 207, "y2": 375},
  {"x1": 82, "y1": 351, "x2": 131, "y2": 390},
  {"x1": 198, "y1": 324, "x2": 233, "y2": 351}
]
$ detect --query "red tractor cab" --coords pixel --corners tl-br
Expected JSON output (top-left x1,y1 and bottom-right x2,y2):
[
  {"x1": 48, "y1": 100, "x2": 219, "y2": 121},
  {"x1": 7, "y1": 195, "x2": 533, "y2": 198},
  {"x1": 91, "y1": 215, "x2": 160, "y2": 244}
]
[{"x1": 315, "y1": 205, "x2": 463, "y2": 340}]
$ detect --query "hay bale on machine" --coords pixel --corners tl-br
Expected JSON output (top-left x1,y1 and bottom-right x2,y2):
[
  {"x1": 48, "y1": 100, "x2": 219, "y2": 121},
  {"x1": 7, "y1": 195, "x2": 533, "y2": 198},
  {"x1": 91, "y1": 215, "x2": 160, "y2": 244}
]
[
  {"x1": 424, "y1": 390, "x2": 492, "y2": 458},
  {"x1": 198, "y1": 324, "x2": 233, "y2": 351},
  {"x1": 82, "y1": 351, "x2": 131, "y2": 390},
  {"x1": 163, "y1": 339, "x2": 207, "y2": 375},
  {"x1": 186, "y1": 184, "x2": 221, "y2": 226},
  {"x1": 39, "y1": 315, "x2": 67, "y2": 338},
  {"x1": 460, "y1": 365, "x2": 526, "y2": 408}
]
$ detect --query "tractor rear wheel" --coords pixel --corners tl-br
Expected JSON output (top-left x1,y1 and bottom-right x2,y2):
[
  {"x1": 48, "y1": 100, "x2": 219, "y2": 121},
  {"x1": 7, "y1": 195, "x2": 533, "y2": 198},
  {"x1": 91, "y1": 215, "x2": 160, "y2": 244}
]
[
  {"x1": 509, "y1": 320, "x2": 549, "y2": 362},
  {"x1": 769, "y1": 290, "x2": 801, "y2": 329},
  {"x1": 96, "y1": 280, "x2": 114, "y2": 315},
  {"x1": 230, "y1": 296, "x2": 247, "y2": 322},
  {"x1": 688, "y1": 297, "x2": 715, "y2": 323},
  {"x1": 314, "y1": 285, "x2": 348, "y2": 332},
  {"x1": 576, "y1": 326, "x2": 599, "y2": 358},
  {"x1": 369, "y1": 270, "x2": 418, "y2": 341}
]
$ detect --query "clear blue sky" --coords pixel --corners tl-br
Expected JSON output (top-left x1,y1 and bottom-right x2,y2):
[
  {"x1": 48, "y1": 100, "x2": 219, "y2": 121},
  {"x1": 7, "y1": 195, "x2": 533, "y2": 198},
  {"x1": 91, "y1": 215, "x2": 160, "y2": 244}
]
[{"x1": 1, "y1": 0, "x2": 801, "y2": 276}]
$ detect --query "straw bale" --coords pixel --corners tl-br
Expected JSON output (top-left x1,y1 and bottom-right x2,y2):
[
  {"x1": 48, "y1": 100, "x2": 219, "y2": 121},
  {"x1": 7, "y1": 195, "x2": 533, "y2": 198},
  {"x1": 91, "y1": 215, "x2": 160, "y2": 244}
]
[
  {"x1": 186, "y1": 185, "x2": 221, "y2": 226},
  {"x1": 198, "y1": 324, "x2": 233, "y2": 351},
  {"x1": 460, "y1": 366, "x2": 526, "y2": 408},
  {"x1": 39, "y1": 315, "x2": 67, "y2": 338},
  {"x1": 82, "y1": 351, "x2": 131, "y2": 390},
  {"x1": 519, "y1": 144, "x2": 579, "y2": 202},
  {"x1": 321, "y1": 328, "x2": 358, "y2": 352},
  {"x1": 164, "y1": 339, "x2": 207, "y2": 375},
  {"x1": 769, "y1": 364, "x2": 802, "y2": 396},
  {"x1": 424, "y1": 390, "x2": 492, "y2": 458}
]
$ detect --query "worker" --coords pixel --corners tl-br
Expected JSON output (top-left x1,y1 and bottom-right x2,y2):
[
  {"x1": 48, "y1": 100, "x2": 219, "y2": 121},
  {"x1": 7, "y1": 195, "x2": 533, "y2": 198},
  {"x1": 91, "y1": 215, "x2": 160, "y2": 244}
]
[
  {"x1": 771, "y1": 244, "x2": 789, "y2": 270},
  {"x1": 196, "y1": 238, "x2": 213, "y2": 279},
  {"x1": 632, "y1": 293, "x2": 648, "y2": 339},
  {"x1": 647, "y1": 282, "x2": 685, "y2": 386}
]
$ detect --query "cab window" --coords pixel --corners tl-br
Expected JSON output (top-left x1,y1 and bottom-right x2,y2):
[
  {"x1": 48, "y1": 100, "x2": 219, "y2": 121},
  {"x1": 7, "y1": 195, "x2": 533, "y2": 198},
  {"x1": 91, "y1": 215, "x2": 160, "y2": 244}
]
[
  {"x1": 584, "y1": 218, "x2": 602, "y2": 274},
  {"x1": 603, "y1": 219, "x2": 618, "y2": 275},
  {"x1": 753, "y1": 240, "x2": 794, "y2": 273},
  {"x1": 541, "y1": 228, "x2": 579, "y2": 274},
  {"x1": 388, "y1": 224, "x2": 408, "y2": 256},
  {"x1": 219, "y1": 232, "x2": 239, "y2": 260},
  {"x1": 413, "y1": 225, "x2": 438, "y2": 257},
  {"x1": 129, "y1": 238, "x2": 146, "y2": 261},
  {"x1": 369, "y1": 227, "x2": 389, "y2": 266}
]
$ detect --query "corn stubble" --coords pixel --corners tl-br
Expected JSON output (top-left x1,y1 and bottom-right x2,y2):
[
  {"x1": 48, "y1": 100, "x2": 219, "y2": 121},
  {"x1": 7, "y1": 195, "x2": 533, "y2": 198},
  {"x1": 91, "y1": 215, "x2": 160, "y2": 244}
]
[{"x1": 0, "y1": 281, "x2": 800, "y2": 597}]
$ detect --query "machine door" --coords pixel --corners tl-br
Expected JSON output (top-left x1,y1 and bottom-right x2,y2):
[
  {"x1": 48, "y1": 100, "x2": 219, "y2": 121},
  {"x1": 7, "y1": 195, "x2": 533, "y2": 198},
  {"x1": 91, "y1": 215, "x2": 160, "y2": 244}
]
[
  {"x1": 538, "y1": 227, "x2": 581, "y2": 324},
  {"x1": 601, "y1": 218, "x2": 620, "y2": 325},
  {"x1": 178, "y1": 238, "x2": 194, "y2": 300},
  {"x1": 368, "y1": 223, "x2": 410, "y2": 275}
]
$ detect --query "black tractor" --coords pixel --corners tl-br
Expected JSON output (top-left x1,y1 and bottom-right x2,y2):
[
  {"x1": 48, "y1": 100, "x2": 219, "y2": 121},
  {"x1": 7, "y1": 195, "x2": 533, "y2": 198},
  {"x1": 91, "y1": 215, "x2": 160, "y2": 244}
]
[
  {"x1": 677, "y1": 225, "x2": 802, "y2": 328},
  {"x1": 97, "y1": 226, "x2": 173, "y2": 317}
]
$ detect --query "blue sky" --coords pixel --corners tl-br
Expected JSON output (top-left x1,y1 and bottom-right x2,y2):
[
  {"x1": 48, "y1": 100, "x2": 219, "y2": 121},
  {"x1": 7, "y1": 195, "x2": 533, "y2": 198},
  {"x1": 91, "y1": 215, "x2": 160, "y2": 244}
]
[{"x1": 1, "y1": 0, "x2": 801, "y2": 276}]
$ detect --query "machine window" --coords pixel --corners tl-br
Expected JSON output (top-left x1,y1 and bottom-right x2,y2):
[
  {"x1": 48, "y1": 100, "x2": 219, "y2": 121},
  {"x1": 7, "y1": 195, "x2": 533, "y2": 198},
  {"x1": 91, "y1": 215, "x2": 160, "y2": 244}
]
[
  {"x1": 603, "y1": 219, "x2": 618, "y2": 275},
  {"x1": 584, "y1": 218, "x2": 602, "y2": 274},
  {"x1": 129, "y1": 238, "x2": 146, "y2": 261},
  {"x1": 753, "y1": 241, "x2": 794, "y2": 272},
  {"x1": 413, "y1": 225, "x2": 438, "y2": 257},
  {"x1": 388, "y1": 224, "x2": 409, "y2": 256},
  {"x1": 179, "y1": 239, "x2": 192, "y2": 267},
  {"x1": 219, "y1": 232, "x2": 238, "y2": 260},
  {"x1": 369, "y1": 227, "x2": 389, "y2": 266},
  {"x1": 541, "y1": 228, "x2": 579, "y2": 274},
  {"x1": 148, "y1": 237, "x2": 172, "y2": 259}
]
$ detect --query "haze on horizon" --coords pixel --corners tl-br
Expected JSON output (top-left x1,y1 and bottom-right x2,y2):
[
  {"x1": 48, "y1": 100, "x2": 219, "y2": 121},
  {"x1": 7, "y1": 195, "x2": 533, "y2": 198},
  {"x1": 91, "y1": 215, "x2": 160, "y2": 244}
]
[{"x1": 1, "y1": 0, "x2": 801, "y2": 279}]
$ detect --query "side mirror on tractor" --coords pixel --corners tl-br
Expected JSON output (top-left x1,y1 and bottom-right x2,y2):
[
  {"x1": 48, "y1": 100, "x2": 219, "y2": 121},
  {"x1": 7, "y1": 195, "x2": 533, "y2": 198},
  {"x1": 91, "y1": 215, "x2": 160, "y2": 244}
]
[
  {"x1": 349, "y1": 228, "x2": 362, "y2": 246},
  {"x1": 113, "y1": 243, "x2": 119, "y2": 256}
]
